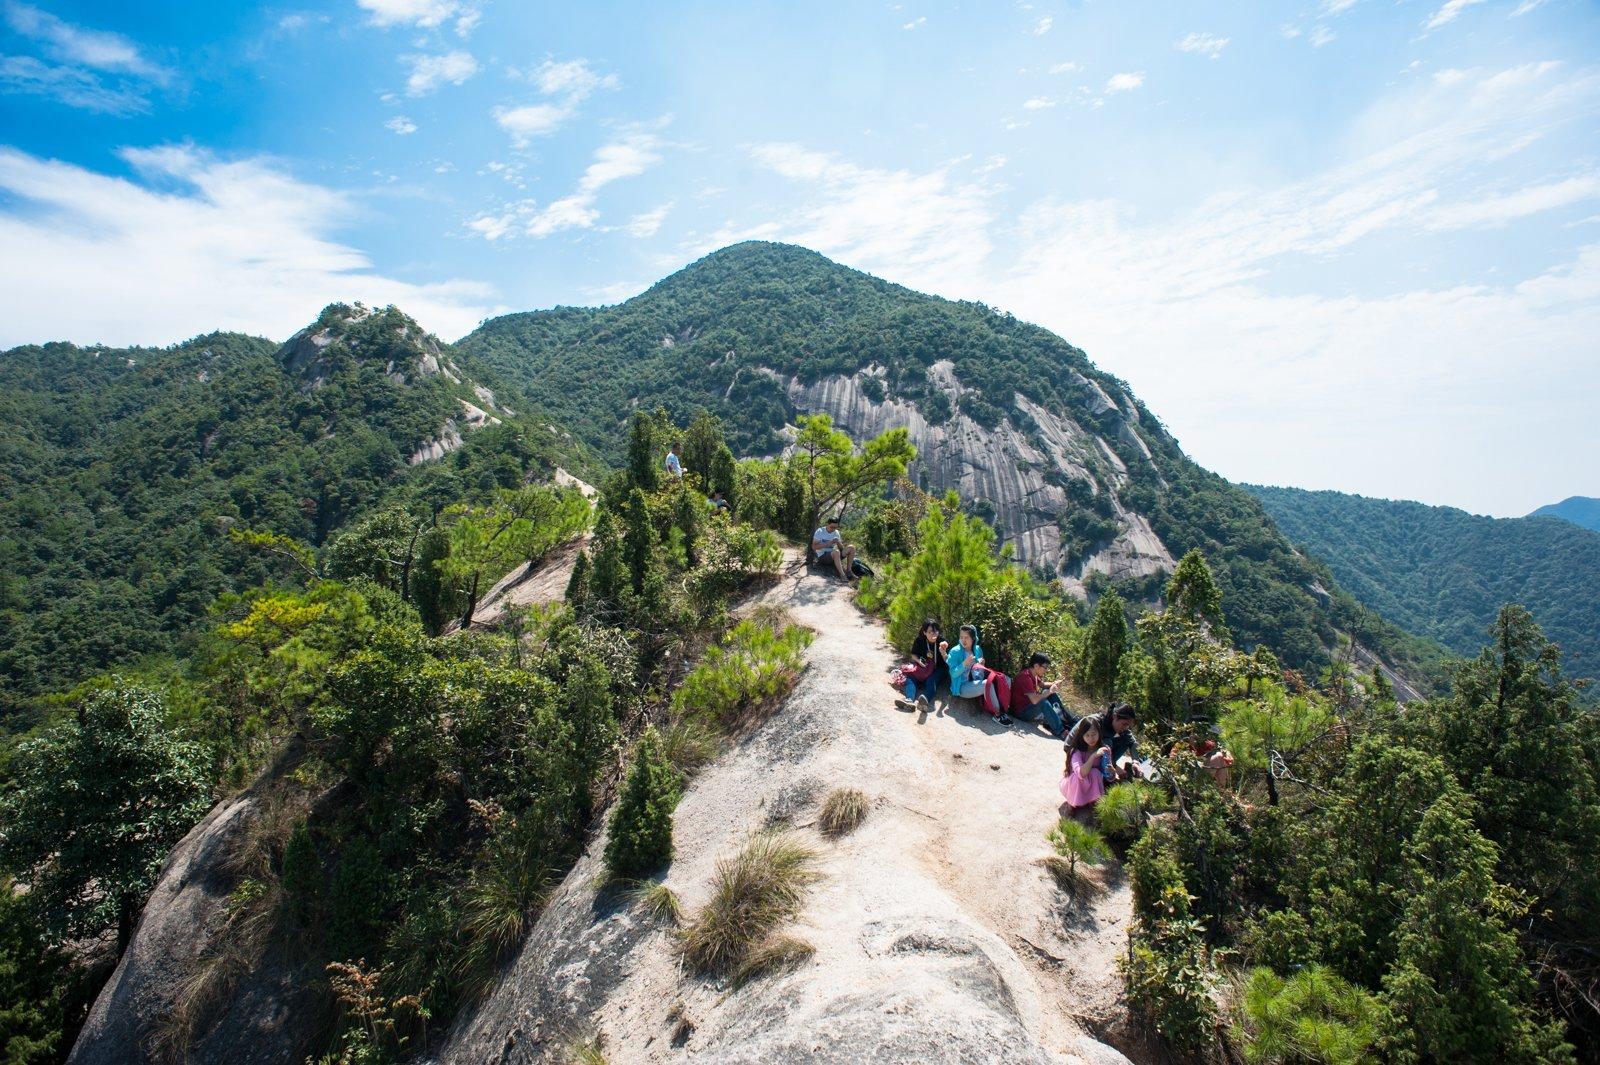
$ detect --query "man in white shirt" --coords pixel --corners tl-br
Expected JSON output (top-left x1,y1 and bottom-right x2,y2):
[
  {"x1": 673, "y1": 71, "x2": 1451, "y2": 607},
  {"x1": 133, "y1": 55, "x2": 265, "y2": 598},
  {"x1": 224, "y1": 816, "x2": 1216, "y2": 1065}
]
[
  {"x1": 664, "y1": 442, "x2": 684, "y2": 479},
  {"x1": 811, "y1": 516, "x2": 858, "y2": 579}
]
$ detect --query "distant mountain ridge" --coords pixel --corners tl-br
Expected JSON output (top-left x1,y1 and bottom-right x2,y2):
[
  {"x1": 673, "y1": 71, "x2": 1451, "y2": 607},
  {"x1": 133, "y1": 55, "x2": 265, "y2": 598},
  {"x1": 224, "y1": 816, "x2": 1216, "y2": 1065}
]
[
  {"x1": 1248, "y1": 484, "x2": 1600, "y2": 680},
  {"x1": 1531, "y1": 495, "x2": 1600, "y2": 533},
  {"x1": 460, "y1": 241, "x2": 1442, "y2": 680}
]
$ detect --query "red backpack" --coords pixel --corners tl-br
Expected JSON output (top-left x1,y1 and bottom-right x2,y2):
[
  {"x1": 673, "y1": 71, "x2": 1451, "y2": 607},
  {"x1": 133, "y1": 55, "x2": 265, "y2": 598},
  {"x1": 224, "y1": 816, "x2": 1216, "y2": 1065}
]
[{"x1": 982, "y1": 671, "x2": 1011, "y2": 718}]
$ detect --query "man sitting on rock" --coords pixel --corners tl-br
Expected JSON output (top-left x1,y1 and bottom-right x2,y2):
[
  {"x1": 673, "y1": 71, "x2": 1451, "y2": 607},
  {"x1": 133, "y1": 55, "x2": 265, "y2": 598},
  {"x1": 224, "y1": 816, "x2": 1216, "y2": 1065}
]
[
  {"x1": 811, "y1": 516, "x2": 858, "y2": 579},
  {"x1": 1011, "y1": 651, "x2": 1074, "y2": 737}
]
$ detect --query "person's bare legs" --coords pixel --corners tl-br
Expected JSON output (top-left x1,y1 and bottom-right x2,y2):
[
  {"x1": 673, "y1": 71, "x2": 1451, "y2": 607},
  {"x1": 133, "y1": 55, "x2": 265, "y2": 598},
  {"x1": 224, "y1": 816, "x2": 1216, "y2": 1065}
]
[
  {"x1": 841, "y1": 544, "x2": 858, "y2": 578},
  {"x1": 833, "y1": 549, "x2": 849, "y2": 578}
]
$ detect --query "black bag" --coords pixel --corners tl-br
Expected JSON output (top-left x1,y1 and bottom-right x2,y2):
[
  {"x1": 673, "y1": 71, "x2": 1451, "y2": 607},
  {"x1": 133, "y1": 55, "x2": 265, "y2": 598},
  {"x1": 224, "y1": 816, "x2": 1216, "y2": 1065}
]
[{"x1": 850, "y1": 557, "x2": 875, "y2": 578}]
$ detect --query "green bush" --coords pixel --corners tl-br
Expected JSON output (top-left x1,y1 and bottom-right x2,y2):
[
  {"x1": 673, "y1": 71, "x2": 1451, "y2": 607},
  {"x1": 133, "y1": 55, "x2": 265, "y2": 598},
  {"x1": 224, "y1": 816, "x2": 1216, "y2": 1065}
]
[
  {"x1": 1234, "y1": 965, "x2": 1382, "y2": 1065},
  {"x1": 1095, "y1": 780, "x2": 1168, "y2": 842},
  {"x1": 1238, "y1": 909, "x2": 1316, "y2": 975},
  {"x1": 327, "y1": 836, "x2": 388, "y2": 962},
  {"x1": 280, "y1": 821, "x2": 322, "y2": 928},
  {"x1": 671, "y1": 616, "x2": 813, "y2": 727},
  {"x1": 1121, "y1": 914, "x2": 1217, "y2": 1054},
  {"x1": 604, "y1": 729, "x2": 683, "y2": 880},
  {"x1": 686, "y1": 521, "x2": 783, "y2": 608},
  {"x1": 1045, "y1": 818, "x2": 1109, "y2": 887}
]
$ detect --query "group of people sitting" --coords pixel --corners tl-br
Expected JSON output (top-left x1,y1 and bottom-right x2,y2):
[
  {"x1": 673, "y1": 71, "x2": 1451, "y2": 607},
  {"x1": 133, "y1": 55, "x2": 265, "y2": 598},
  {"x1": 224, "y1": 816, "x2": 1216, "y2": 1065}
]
[{"x1": 889, "y1": 617, "x2": 1232, "y2": 819}]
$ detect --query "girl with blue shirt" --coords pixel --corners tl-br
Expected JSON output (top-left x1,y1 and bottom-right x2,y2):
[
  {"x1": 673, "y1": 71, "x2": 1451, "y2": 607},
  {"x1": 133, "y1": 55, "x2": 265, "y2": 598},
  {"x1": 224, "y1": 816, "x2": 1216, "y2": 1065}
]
[{"x1": 946, "y1": 624, "x2": 990, "y2": 699}]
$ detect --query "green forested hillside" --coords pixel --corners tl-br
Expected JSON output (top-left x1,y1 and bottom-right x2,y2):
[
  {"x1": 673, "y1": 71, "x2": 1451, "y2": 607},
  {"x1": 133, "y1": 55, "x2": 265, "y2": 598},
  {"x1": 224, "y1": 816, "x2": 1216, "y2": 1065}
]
[
  {"x1": 1532, "y1": 495, "x2": 1600, "y2": 533},
  {"x1": 1247, "y1": 484, "x2": 1600, "y2": 680},
  {"x1": 460, "y1": 241, "x2": 1443, "y2": 681},
  {"x1": 0, "y1": 305, "x2": 586, "y2": 729}
]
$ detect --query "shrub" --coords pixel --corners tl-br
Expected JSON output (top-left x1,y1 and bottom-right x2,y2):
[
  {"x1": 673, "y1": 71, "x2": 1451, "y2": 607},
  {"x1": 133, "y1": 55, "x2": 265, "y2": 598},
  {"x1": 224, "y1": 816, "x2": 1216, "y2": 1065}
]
[
  {"x1": 1121, "y1": 914, "x2": 1218, "y2": 1054},
  {"x1": 604, "y1": 729, "x2": 682, "y2": 881},
  {"x1": 818, "y1": 788, "x2": 869, "y2": 838},
  {"x1": 280, "y1": 821, "x2": 322, "y2": 928},
  {"x1": 671, "y1": 617, "x2": 813, "y2": 728},
  {"x1": 1094, "y1": 780, "x2": 1168, "y2": 842},
  {"x1": 686, "y1": 520, "x2": 782, "y2": 608},
  {"x1": 680, "y1": 831, "x2": 821, "y2": 976},
  {"x1": 1045, "y1": 818, "x2": 1110, "y2": 888},
  {"x1": 1239, "y1": 909, "x2": 1317, "y2": 975},
  {"x1": 1234, "y1": 965, "x2": 1382, "y2": 1065},
  {"x1": 457, "y1": 821, "x2": 555, "y2": 996}
]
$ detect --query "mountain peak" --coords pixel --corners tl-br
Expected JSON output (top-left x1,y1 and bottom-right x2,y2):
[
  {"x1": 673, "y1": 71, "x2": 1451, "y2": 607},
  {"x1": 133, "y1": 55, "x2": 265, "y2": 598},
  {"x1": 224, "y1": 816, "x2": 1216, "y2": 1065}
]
[{"x1": 280, "y1": 302, "x2": 459, "y2": 388}]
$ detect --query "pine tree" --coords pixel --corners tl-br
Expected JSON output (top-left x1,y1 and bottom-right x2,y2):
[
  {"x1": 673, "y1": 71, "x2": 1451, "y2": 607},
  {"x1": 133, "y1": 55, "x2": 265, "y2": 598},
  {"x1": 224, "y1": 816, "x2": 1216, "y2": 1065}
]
[
  {"x1": 627, "y1": 411, "x2": 661, "y2": 493},
  {"x1": 589, "y1": 510, "x2": 628, "y2": 613},
  {"x1": 623, "y1": 489, "x2": 654, "y2": 596},
  {"x1": 1166, "y1": 548, "x2": 1226, "y2": 632},
  {"x1": 565, "y1": 549, "x2": 592, "y2": 615},
  {"x1": 603, "y1": 728, "x2": 682, "y2": 880},
  {"x1": 1078, "y1": 588, "x2": 1128, "y2": 699},
  {"x1": 1380, "y1": 792, "x2": 1572, "y2": 1063},
  {"x1": 673, "y1": 486, "x2": 701, "y2": 567}
]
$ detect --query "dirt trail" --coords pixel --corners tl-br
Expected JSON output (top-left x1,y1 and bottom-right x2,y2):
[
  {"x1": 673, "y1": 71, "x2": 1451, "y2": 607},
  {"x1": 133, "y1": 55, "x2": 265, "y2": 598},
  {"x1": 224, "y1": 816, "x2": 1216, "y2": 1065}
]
[{"x1": 436, "y1": 551, "x2": 1133, "y2": 1064}]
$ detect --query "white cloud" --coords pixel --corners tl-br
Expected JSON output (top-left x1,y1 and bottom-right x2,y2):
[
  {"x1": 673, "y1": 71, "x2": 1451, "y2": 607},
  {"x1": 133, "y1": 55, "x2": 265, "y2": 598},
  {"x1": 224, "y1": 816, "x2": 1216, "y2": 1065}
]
[
  {"x1": 357, "y1": 0, "x2": 460, "y2": 29},
  {"x1": 0, "y1": 54, "x2": 146, "y2": 113},
  {"x1": 1309, "y1": 25, "x2": 1337, "y2": 47},
  {"x1": 1022, "y1": 96, "x2": 1055, "y2": 110},
  {"x1": 1280, "y1": 23, "x2": 1303, "y2": 39},
  {"x1": 1030, "y1": 16, "x2": 1053, "y2": 36},
  {"x1": 1423, "y1": 174, "x2": 1600, "y2": 229},
  {"x1": 493, "y1": 102, "x2": 567, "y2": 145},
  {"x1": 1048, "y1": 61, "x2": 1080, "y2": 74},
  {"x1": 0, "y1": 145, "x2": 502, "y2": 346},
  {"x1": 494, "y1": 56, "x2": 618, "y2": 146},
  {"x1": 405, "y1": 50, "x2": 477, "y2": 95},
  {"x1": 625, "y1": 202, "x2": 672, "y2": 237},
  {"x1": 3, "y1": 1, "x2": 168, "y2": 79},
  {"x1": 1105, "y1": 71, "x2": 1144, "y2": 93},
  {"x1": 902, "y1": 16, "x2": 925, "y2": 30},
  {"x1": 1175, "y1": 33, "x2": 1229, "y2": 59},
  {"x1": 1511, "y1": 0, "x2": 1550, "y2": 13},
  {"x1": 1424, "y1": 0, "x2": 1485, "y2": 30},
  {"x1": 470, "y1": 133, "x2": 664, "y2": 240},
  {"x1": 386, "y1": 115, "x2": 418, "y2": 134},
  {"x1": 1320, "y1": 0, "x2": 1359, "y2": 14}
]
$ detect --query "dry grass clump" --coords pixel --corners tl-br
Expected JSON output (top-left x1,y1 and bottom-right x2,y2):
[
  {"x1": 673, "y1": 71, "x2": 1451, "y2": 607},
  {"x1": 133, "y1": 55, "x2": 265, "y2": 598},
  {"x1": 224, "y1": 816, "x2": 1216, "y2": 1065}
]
[
  {"x1": 627, "y1": 881, "x2": 684, "y2": 925},
  {"x1": 817, "y1": 787, "x2": 869, "y2": 838},
  {"x1": 732, "y1": 933, "x2": 816, "y2": 986},
  {"x1": 564, "y1": 1034, "x2": 608, "y2": 1064},
  {"x1": 679, "y1": 831, "x2": 821, "y2": 977}
]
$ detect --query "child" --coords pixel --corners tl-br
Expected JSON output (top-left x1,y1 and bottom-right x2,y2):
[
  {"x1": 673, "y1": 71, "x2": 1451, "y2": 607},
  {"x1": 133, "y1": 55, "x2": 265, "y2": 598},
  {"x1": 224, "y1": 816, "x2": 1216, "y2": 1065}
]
[{"x1": 1060, "y1": 721, "x2": 1112, "y2": 812}]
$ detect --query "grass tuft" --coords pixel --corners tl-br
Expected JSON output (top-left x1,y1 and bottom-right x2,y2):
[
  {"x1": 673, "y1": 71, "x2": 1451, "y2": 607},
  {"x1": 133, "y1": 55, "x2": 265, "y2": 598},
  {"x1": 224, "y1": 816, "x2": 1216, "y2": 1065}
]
[
  {"x1": 817, "y1": 787, "x2": 869, "y2": 838},
  {"x1": 732, "y1": 933, "x2": 816, "y2": 986},
  {"x1": 627, "y1": 881, "x2": 684, "y2": 925},
  {"x1": 680, "y1": 831, "x2": 821, "y2": 976},
  {"x1": 564, "y1": 1035, "x2": 608, "y2": 1065}
]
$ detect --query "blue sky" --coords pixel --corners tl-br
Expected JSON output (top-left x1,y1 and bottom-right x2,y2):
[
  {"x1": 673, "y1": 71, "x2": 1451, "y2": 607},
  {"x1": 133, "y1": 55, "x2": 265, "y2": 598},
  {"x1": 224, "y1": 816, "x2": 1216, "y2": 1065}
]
[{"x1": 1, "y1": 0, "x2": 1597, "y2": 517}]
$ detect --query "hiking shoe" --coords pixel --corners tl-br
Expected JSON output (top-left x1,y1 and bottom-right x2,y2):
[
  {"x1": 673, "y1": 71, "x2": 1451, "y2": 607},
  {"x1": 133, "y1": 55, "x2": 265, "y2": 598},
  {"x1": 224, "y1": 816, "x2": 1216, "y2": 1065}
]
[
  {"x1": 894, "y1": 698, "x2": 916, "y2": 711},
  {"x1": 997, "y1": 713, "x2": 1014, "y2": 726},
  {"x1": 915, "y1": 694, "x2": 929, "y2": 711}
]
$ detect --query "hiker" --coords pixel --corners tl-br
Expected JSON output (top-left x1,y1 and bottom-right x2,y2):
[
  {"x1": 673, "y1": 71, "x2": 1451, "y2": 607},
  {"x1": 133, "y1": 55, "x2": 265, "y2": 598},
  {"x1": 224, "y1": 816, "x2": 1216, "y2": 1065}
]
[
  {"x1": 1060, "y1": 718, "x2": 1113, "y2": 812},
  {"x1": 947, "y1": 625, "x2": 1012, "y2": 723},
  {"x1": 1011, "y1": 651, "x2": 1074, "y2": 738},
  {"x1": 1065, "y1": 703, "x2": 1142, "y2": 781},
  {"x1": 664, "y1": 441, "x2": 684, "y2": 479},
  {"x1": 811, "y1": 516, "x2": 858, "y2": 579},
  {"x1": 707, "y1": 488, "x2": 728, "y2": 512},
  {"x1": 895, "y1": 618, "x2": 947, "y2": 711},
  {"x1": 1170, "y1": 726, "x2": 1235, "y2": 789}
]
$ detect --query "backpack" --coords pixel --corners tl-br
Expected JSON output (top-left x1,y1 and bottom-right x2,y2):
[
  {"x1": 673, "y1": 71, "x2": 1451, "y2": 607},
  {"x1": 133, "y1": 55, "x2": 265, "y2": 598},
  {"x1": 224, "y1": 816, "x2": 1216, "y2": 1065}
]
[
  {"x1": 851, "y1": 557, "x2": 875, "y2": 578},
  {"x1": 982, "y1": 671, "x2": 1012, "y2": 718}
]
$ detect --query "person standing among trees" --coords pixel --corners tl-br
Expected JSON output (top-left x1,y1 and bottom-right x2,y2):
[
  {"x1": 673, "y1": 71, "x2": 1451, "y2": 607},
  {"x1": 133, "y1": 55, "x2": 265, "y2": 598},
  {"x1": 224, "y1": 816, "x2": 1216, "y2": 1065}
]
[{"x1": 664, "y1": 441, "x2": 685, "y2": 479}]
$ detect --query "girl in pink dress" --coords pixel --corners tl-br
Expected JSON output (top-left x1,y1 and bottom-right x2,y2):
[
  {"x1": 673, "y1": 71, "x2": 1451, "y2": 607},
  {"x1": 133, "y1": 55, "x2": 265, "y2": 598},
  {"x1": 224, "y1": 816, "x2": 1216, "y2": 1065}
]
[{"x1": 1060, "y1": 721, "x2": 1111, "y2": 811}]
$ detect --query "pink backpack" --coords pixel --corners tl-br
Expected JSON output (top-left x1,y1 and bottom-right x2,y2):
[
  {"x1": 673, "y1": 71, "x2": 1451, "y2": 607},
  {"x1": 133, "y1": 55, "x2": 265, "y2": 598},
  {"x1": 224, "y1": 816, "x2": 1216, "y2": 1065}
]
[{"x1": 982, "y1": 671, "x2": 1011, "y2": 717}]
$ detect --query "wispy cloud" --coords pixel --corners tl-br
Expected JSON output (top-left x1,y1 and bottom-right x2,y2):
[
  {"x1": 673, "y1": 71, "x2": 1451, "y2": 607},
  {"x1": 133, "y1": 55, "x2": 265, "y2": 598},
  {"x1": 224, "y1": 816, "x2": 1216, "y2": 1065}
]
[
  {"x1": 1048, "y1": 61, "x2": 1080, "y2": 74},
  {"x1": 0, "y1": 144, "x2": 502, "y2": 345},
  {"x1": 1030, "y1": 16, "x2": 1053, "y2": 36},
  {"x1": 494, "y1": 56, "x2": 618, "y2": 145},
  {"x1": 1, "y1": 1, "x2": 170, "y2": 112},
  {"x1": 1424, "y1": 0, "x2": 1485, "y2": 30},
  {"x1": 1105, "y1": 71, "x2": 1144, "y2": 93},
  {"x1": 1309, "y1": 25, "x2": 1337, "y2": 47},
  {"x1": 358, "y1": 0, "x2": 458, "y2": 29},
  {"x1": 1175, "y1": 32, "x2": 1229, "y2": 59},
  {"x1": 470, "y1": 132, "x2": 664, "y2": 239},
  {"x1": 1022, "y1": 96, "x2": 1055, "y2": 110},
  {"x1": 405, "y1": 50, "x2": 477, "y2": 95},
  {"x1": 385, "y1": 115, "x2": 418, "y2": 135},
  {"x1": 1321, "y1": 0, "x2": 1359, "y2": 15},
  {"x1": 625, "y1": 202, "x2": 672, "y2": 237},
  {"x1": 902, "y1": 16, "x2": 925, "y2": 30},
  {"x1": 1511, "y1": 0, "x2": 1550, "y2": 14}
]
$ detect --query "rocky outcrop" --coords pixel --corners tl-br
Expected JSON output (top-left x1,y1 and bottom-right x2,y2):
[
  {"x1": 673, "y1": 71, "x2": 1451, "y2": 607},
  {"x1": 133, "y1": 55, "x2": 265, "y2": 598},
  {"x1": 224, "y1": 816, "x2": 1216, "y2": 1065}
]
[
  {"x1": 782, "y1": 363, "x2": 1175, "y2": 594},
  {"x1": 433, "y1": 559, "x2": 1134, "y2": 1064},
  {"x1": 68, "y1": 745, "x2": 326, "y2": 1065}
]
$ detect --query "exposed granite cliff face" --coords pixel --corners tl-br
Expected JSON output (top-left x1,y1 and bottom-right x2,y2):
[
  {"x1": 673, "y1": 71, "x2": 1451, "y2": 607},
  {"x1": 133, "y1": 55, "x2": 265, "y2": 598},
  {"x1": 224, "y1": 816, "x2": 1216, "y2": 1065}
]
[{"x1": 782, "y1": 362, "x2": 1175, "y2": 595}]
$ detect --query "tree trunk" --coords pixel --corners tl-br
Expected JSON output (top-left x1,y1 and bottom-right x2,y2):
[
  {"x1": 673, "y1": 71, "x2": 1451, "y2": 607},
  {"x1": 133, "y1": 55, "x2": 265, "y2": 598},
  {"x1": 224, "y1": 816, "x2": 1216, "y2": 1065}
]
[
  {"x1": 400, "y1": 522, "x2": 424, "y2": 603},
  {"x1": 461, "y1": 571, "x2": 480, "y2": 631}
]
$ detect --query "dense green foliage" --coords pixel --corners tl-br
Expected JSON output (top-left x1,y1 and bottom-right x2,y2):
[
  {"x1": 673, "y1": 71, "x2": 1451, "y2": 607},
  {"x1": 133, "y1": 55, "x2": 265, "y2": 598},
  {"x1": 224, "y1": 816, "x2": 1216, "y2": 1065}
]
[
  {"x1": 459, "y1": 241, "x2": 1438, "y2": 679},
  {"x1": 1248, "y1": 484, "x2": 1600, "y2": 680},
  {"x1": 0, "y1": 304, "x2": 589, "y2": 732},
  {"x1": 603, "y1": 728, "x2": 682, "y2": 880},
  {"x1": 1234, "y1": 965, "x2": 1382, "y2": 1065}
]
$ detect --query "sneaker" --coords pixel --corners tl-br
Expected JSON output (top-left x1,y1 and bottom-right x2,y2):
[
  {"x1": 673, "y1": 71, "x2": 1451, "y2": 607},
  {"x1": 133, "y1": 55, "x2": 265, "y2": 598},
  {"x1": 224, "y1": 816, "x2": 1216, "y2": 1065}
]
[
  {"x1": 894, "y1": 698, "x2": 916, "y2": 711},
  {"x1": 915, "y1": 694, "x2": 929, "y2": 711},
  {"x1": 997, "y1": 713, "x2": 1014, "y2": 726}
]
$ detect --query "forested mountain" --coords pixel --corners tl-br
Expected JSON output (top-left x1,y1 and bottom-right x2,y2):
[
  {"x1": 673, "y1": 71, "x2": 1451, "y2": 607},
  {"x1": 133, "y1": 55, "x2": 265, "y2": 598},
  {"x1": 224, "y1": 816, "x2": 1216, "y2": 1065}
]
[
  {"x1": 1248, "y1": 485, "x2": 1600, "y2": 680},
  {"x1": 1532, "y1": 495, "x2": 1600, "y2": 533},
  {"x1": 0, "y1": 304, "x2": 586, "y2": 731},
  {"x1": 460, "y1": 241, "x2": 1442, "y2": 680}
]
